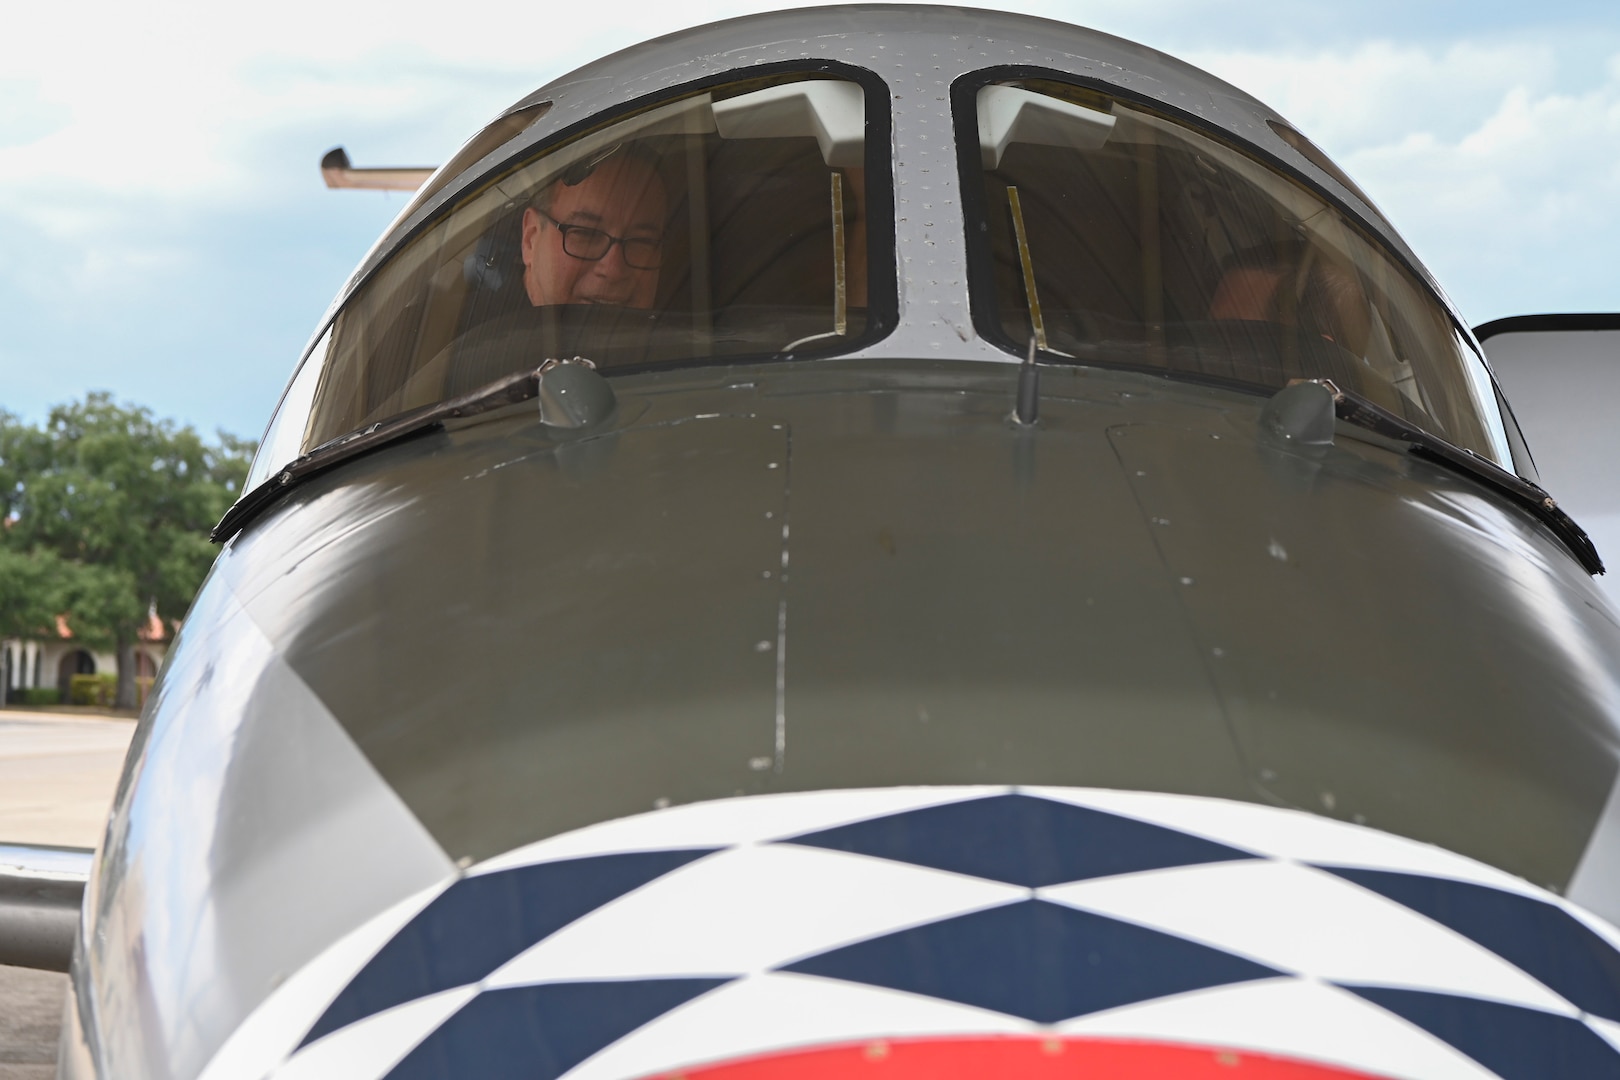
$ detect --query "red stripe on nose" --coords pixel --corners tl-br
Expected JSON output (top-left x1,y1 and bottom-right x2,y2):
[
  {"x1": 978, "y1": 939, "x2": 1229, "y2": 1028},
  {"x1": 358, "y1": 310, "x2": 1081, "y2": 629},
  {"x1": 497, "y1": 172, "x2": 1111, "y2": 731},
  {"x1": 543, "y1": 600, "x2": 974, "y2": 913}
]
[{"x1": 647, "y1": 1035, "x2": 1392, "y2": 1080}]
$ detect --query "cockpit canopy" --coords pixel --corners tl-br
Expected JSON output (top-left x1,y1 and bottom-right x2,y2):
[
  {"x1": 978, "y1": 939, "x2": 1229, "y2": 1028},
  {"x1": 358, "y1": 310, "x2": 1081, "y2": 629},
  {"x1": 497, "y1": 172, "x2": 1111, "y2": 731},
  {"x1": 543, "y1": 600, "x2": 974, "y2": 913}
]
[
  {"x1": 276, "y1": 71, "x2": 882, "y2": 459},
  {"x1": 248, "y1": 41, "x2": 1513, "y2": 491}
]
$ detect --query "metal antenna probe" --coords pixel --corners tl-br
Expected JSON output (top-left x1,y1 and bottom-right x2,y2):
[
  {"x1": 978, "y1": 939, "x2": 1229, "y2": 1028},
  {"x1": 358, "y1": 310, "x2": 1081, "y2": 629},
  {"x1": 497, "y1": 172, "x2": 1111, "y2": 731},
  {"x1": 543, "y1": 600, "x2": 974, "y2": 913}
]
[{"x1": 1013, "y1": 334, "x2": 1040, "y2": 426}]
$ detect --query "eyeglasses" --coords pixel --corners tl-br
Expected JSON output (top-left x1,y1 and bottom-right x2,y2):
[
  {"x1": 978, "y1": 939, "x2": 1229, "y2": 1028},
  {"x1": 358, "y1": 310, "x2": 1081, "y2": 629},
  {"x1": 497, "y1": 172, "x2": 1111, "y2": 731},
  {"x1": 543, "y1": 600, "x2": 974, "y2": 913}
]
[{"x1": 538, "y1": 210, "x2": 663, "y2": 270}]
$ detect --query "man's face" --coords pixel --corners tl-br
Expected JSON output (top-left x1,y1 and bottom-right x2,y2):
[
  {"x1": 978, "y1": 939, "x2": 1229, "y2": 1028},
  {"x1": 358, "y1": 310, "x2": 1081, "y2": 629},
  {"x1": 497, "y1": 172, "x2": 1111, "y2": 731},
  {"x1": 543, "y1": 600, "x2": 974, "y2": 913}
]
[{"x1": 520, "y1": 158, "x2": 666, "y2": 308}]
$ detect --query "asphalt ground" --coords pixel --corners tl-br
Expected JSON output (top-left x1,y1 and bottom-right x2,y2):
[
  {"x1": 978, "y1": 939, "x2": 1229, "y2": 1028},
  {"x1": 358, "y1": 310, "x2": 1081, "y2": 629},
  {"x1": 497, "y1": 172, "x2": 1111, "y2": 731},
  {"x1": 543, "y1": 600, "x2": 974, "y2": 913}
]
[
  {"x1": 0, "y1": 965, "x2": 65, "y2": 1080},
  {"x1": 0, "y1": 709, "x2": 135, "y2": 1078}
]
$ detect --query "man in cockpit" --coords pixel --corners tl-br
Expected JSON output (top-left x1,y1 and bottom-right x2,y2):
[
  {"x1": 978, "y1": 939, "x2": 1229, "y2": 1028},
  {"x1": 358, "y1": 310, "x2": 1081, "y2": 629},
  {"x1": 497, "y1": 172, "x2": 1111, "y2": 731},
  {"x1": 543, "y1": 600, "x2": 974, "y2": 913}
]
[
  {"x1": 1208, "y1": 245, "x2": 1371, "y2": 357},
  {"x1": 519, "y1": 151, "x2": 667, "y2": 309}
]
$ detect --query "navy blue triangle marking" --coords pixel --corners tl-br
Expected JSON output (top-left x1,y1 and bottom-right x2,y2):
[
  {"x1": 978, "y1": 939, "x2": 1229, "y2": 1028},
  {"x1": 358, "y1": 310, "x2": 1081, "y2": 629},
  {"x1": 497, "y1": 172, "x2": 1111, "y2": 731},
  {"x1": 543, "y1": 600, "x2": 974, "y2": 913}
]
[
  {"x1": 301, "y1": 848, "x2": 715, "y2": 1048},
  {"x1": 1344, "y1": 985, "x2": 1620, "y2": 1079},
  {"x1": 782, "y1": 792, "x2": 1255, "y2": 886},
  {"x1": 384, "y1": 978, "x2": 730, "y2": 1080},
  {"x1": 1324, "y1": 866, "x2": 1620, "y2": 1023},
  {"x1": 780, "y1": 898, "x2": 1282, "y2": 1023}
]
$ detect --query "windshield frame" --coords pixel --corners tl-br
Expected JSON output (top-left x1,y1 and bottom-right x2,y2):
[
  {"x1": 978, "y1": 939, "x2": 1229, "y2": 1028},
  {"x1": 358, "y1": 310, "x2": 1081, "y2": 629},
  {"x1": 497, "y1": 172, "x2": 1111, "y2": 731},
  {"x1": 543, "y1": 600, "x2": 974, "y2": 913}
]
[
  {"x1": 246, "y1": 60, "x2": 898, "y2": 486},
  {"x1": 388, "y1": 58, "x2": 896, "y2": 342},
  {"x1": 949, "y1": 65, "x2": 1513, "y2": 466}
]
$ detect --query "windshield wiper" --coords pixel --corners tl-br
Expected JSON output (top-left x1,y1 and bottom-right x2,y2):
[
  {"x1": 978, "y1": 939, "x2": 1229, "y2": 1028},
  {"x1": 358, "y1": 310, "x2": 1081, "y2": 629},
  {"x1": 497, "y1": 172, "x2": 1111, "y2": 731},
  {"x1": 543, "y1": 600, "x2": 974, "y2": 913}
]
[
  {"x1": 1298, "y1": 379, "x2": 1604, "y2": 576},
  {"x1": 213, "y1": 364, "x2": 556, "y2": 544}
]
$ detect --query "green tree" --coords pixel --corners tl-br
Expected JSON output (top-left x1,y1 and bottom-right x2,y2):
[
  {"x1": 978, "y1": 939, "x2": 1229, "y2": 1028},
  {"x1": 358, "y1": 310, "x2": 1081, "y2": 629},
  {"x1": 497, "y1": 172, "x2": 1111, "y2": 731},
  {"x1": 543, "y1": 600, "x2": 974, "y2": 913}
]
[
  {"x1": 0, "y1": 394, "x2": 254, "y2": 709},
  {"x1": 0, "y1": 547, "x2": 69, "y2": 641},
  {"x1": 0, "y1": 411, "x2": 61, "y2": 642}
]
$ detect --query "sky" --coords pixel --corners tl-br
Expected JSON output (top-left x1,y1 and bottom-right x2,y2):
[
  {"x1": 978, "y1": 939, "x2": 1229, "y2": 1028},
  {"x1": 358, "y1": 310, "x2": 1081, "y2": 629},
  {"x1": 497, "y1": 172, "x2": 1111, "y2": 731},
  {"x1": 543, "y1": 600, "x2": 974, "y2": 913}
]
[{"x1": 1, "y1": 0, "x2": 1617, "y2": 443}]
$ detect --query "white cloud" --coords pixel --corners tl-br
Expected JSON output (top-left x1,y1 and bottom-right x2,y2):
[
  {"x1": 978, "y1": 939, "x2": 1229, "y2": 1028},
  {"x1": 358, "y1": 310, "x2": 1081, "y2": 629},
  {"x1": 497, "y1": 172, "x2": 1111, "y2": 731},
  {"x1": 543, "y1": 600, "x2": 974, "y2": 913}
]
[
  {"x1": 1190, "y1": 41, "x2": 1558, "y2": 150},
  {"x1": 1187, "y1": 38, "x2": 1620, "y2": 320},
  {"x1": 1368, "y1": 75, "x2": 1620, "y2": 319},
  {"x1": 0, "y1": 0, "x2": 795, "y2": 253}
]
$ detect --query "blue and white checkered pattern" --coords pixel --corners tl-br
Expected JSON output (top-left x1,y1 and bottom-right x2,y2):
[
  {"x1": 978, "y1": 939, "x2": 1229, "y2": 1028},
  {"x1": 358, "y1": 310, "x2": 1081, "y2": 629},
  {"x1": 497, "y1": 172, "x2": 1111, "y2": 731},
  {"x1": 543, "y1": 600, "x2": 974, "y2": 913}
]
[{"x1": 201, "y1": 786, "x2": 1620, "y2": 1080}]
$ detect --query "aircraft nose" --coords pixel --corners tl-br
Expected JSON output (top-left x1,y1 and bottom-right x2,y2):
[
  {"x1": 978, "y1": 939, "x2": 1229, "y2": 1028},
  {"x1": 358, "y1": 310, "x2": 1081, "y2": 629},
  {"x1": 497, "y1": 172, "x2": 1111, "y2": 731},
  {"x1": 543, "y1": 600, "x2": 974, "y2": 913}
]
[{"x1": 245, "y1": 786, "x2": 1620, "y2": 1080}]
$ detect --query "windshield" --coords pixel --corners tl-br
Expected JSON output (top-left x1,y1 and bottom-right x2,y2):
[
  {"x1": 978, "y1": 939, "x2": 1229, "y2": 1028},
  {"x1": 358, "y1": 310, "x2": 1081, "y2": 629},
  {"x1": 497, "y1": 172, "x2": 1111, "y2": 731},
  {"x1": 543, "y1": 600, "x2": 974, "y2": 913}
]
[
  {"x1": 960, "y1": 78, "x2": 1510, "y2": 463},
  {"x1": 281, "y1": 72, "x2": 882, "y2": 455}
]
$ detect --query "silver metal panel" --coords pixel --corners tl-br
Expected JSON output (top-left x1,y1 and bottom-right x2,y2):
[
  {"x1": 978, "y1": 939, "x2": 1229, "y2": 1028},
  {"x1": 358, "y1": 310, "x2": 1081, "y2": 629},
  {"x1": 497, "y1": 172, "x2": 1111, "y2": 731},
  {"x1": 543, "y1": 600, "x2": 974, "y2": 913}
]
[
  {"x1": 77, "y1": 573, "x2": 456, "y2": 1080},
  {"x1": 1569, "y1": 770, "x2": 1620, "y2": 927},
  {"x1": 1480, "y1": 327, "x2": 1620, "y2": 613},
  {"x1": 57, "y1": 974, "x2": 97, "y2": 1080}
]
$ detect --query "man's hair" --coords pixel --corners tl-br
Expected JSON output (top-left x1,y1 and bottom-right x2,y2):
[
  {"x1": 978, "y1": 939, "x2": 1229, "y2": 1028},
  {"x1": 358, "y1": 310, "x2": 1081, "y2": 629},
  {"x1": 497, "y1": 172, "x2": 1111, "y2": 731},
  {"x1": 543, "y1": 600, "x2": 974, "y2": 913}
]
[{"x1": 529, "y1": 144, "x2": 667, "y2": 217}]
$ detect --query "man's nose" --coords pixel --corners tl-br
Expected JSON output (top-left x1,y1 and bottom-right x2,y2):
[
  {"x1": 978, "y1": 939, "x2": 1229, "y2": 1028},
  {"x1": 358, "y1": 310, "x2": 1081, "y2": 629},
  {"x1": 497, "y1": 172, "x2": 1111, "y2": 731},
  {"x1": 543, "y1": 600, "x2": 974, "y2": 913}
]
[{"x1": 592, "y1": 241, "x2": 634, "y2": 275}]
